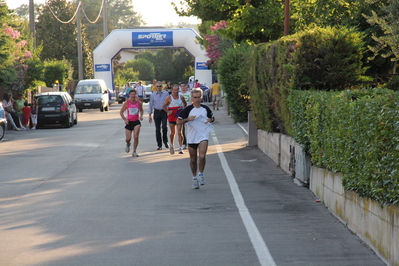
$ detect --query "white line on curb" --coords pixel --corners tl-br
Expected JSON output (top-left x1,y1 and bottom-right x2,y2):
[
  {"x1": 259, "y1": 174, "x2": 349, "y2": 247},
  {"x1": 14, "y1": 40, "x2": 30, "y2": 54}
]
[{"x1": 211, "y1": 131, "x2": 277, "y2": 266}]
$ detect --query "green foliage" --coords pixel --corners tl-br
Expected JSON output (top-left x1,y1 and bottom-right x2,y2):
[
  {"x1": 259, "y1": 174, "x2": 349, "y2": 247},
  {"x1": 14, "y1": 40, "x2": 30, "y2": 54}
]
[
  {"x1": 24, "y1": 46, "x2": 45, "y2": 90},
  {"x1": 135, "y1": 51, "x2": 155, "y2": 63},
  {"x1": 114, "y1": 74, "x2": 130, "y2": 89},
  {"x1": 36, "y1": 0, "x2": 93, "y2": 79},
  {"x1": 289, "y1": 88, "x2": 399, "y2": 205},
  {"x1": 126, "y1": 58, "x2": 154, "y2": 81},
  {"x1": 43, "y1": 59, "x2": 73, "y2": 87},
  {"x1": 114, "y1": 68, "x2": 138, "y2": 85},
  {"x1": 0, "y1": 4, "x2": 20, "y2": 89},
  {"x1": 365, "y1": 0, "x2": 399, "y2": 62},
  {"x1": 135, "y1": 49, "x2": 193, "y2": 83},
  {"x1": 248, "y1": 26, "x2": 367, "y2": 134},
  {"x1": 248, "y1": 38, "x2": 294, "y2": 134},
  {"x1": 292, "y1": 26, "x2": 367, "y2": 90},
  {"x1": 174, "y1": 0, "x2": 284, "y2": 43},
  {"x1": 218, "y1": 44, "x2": 251, "y2": 122}
]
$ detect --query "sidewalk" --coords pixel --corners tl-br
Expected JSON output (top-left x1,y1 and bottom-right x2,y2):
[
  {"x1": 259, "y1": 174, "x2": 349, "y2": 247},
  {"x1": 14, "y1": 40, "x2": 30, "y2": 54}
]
[{"x1": 209, "y1": 102, "x2": 386, "y2": 266}]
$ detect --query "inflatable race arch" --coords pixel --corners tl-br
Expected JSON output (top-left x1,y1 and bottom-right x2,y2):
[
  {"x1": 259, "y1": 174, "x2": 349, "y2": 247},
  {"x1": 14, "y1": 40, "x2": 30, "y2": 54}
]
[{"x1": 93, "y1": 28, "x2": 212, "y2": 90}]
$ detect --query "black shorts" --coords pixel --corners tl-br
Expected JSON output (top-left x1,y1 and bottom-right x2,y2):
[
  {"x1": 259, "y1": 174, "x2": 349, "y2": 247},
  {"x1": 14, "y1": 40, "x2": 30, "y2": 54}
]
[
  {"x1": 125, "y1": 120, "x2": 141, "y2": 131},
  {"x1": 188, "y1": 140, "x2": 208, "y2": 149}
]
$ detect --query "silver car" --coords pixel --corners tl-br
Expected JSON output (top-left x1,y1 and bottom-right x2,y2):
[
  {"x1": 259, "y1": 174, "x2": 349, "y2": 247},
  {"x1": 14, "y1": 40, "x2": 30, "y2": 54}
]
[{"x1": 142, "y1": 85, "x2": 152, "y2": 103}]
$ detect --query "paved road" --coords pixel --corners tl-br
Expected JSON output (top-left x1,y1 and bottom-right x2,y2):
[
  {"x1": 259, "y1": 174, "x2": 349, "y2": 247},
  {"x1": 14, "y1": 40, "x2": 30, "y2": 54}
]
[{"x1": 0, "y1": 103, "x2": 385, "y2": 266}]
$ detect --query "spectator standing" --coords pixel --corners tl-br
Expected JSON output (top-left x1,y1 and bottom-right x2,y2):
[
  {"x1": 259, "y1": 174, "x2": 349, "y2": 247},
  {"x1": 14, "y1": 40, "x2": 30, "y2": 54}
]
[
  {"x1": 136, "y1": 81, "x2": 145, "y2": 102},
  {"x1": 22, "y1": 102, "x2": 31, "y2": 129},
  {"x1": 148, "y1": 81, "x2": 170, "y2": 150},
  {"x1": 161, "y1": 80, "x2": 167, "y2": 91},
  {"x1": 125, "y1": 83, "x2": 132, "y2": 98},
  {"x1": 15, "y1": 94, "x2": 26, "y2": 128},
  {"x1": 177, "y1": 89, "x2": 214, "y2": 189},
  {"x1": 188, "y1": 79, "x2": 194, "y2": 90},
  {"x1": 211, "y1": 80, "x2": 221, "y2": 110},
  {"x1": 30, "y1": 98, "x2": 38, "y2": 129},
  {"x1": 194, "y1": 79, "x2": 201, "y2": 88},
  {"x1": 151, "y1": 79, "x2": 157, "y2": 92},
  {"x1": 162, "y1": 84, "x2": 187, "y2": 155}
]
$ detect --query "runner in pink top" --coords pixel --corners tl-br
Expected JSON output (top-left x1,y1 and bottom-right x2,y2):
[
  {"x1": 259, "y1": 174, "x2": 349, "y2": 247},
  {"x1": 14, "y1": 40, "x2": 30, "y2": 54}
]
[{"x1": 120, "y1": 90, "x2": 143, "y2": 157}]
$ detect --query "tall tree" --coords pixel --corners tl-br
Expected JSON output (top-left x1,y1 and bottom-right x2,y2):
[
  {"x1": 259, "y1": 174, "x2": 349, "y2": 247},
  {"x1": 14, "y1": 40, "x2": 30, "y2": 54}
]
[
  {"x1": 365, "y1": 0, "x2": 399, "y2": 65},
  {"x1": 125, "y1": 58, "x2": 155, "y2": 81},
  {"x1": 36, "y1": 0, "x2": 93, "y2": 79},
  {"x1": 174, "y1": 0, "x2": 284, "y2": 43},
  {"x1": 0, "y1": 3, "x2": 18, "y2": 91}
]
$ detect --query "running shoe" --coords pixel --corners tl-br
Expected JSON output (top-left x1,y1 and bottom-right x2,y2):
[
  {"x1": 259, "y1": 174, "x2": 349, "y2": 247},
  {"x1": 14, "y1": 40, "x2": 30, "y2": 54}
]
[
  {"x1": 170, "y1": 145, "x2": 175, "y2": 155},
  {"x1": 125, "y1": 143, "x2": 130, "y2": 153},
  {"x1": 157, "y1": 147, "x2": 162, "y2": 150},
  {"x1": 178, "y1": 148, "x2": 184, "y2": 154},
  {"x1": 132, "y1": 151, "x2": 139, "y2": 157},
  {"x1": 192, "y1": 178, "x2": 200, "y2": 189},
  {"x1": 183, "y1": 145, "x2": 187, "y2": 150},
  {"x1": 198, "y1": 173, "x2": 205, "y2": 186}
]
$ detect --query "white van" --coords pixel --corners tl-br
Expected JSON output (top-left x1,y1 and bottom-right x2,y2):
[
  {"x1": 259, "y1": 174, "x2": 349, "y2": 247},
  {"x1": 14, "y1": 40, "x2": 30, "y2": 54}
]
[{"x1": 74, "y1": 79, "x2": 109, "y2": 112}]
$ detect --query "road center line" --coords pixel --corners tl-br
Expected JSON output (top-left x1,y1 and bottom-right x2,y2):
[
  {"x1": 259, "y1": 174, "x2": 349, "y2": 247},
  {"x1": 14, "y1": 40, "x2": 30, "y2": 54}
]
[{"x1": 211, "y1": 131, "x2": 277, "y2": 266}]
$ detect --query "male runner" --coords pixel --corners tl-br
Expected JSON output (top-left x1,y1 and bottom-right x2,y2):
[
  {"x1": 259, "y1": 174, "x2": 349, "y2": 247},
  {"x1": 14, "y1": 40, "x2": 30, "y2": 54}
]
[{"x1": 177, "y1": 89, "x2": 214, "y2": 189}]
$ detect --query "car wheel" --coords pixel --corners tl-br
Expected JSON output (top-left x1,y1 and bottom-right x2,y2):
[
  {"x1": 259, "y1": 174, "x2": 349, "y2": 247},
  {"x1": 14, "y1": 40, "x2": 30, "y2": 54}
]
[
  {"x1": 0, "y1": 122, "x2": 5, "y2": 140},
  {"x1": 64, "y1": 114, "x2": 71, "y2": 128}
]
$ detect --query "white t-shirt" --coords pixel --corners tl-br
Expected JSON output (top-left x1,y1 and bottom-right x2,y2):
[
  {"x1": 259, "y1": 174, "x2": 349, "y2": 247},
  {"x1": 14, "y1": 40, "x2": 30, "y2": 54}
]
[
  {"x1": 179, "y1": 104, "x2": 213, "y2": 144},
  {"x1": 179, "y1": 91, "x2": 191, "y2": 105},
  {"x1": 136, "y1": 85, "x2": 144, "y2": 97}
]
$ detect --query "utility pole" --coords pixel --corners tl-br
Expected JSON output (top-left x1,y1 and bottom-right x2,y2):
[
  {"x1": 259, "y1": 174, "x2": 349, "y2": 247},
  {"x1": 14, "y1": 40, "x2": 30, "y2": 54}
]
[
  {"x1": 284, "y1": 0, "x2": 290, "y2": 36},
  {"x1": 76, "y1": 0, "x2": 84, "y2": 80},
  {"x1": 102, "y1": 0, "x2": 108, "y2": 38},
  {"x1": 29, "y1": 0, "x2": 35, "y2": 47}
]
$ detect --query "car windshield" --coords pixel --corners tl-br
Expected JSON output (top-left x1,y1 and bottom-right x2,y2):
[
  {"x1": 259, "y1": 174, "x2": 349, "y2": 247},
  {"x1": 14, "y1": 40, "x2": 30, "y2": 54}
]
[
  {"x1": 75, "y1": 85, "x2": 101, "y2": 94},
  {"x1": 37, "y1": 95, "x2": 63, "y2": 105}
]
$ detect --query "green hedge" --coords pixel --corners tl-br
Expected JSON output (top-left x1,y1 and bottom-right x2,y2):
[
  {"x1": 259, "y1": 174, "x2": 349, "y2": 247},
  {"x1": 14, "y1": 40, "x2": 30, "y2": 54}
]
[
  {"x1": 289, "y1": 88, "x2": 399, "y2": 205},
  {"x1": 248, "y1": 26, "x2": 366, "y2": 134},
  {"x1": 218, "y1": 44, "x2": 251, "y2": 122}
]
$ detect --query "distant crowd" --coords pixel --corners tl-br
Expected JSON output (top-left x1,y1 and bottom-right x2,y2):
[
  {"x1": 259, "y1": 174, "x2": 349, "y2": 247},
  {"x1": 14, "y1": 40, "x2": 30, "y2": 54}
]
[{"x1": 2, "y1": 92, "x2": 37, "y2": 131}]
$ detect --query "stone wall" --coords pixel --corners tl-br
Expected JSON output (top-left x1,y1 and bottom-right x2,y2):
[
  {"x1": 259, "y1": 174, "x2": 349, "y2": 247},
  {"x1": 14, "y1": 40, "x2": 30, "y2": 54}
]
[
  {"x1": 310, "y1": 167, "x2": 398, "y2": 266},
  {"x1": 257, "y1": 129, "x2": 398, "y2": 266}
]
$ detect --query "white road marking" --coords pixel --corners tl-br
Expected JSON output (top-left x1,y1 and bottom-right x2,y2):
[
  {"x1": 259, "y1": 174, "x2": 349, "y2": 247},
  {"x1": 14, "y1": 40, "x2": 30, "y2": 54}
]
[{"x1": 212, "y1": 131, "x2": 277, "y2": 266}]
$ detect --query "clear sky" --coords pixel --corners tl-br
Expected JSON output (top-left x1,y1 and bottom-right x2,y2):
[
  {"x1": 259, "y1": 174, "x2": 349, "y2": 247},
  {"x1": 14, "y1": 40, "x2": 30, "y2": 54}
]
[{"x1": 6, "y1": 0, "x2": 199, "y2": 26}]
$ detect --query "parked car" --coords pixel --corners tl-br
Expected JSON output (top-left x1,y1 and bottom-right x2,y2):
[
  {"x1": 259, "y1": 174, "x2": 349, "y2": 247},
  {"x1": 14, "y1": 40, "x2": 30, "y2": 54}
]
[
  {"x1": 143, "y1": 85, "x2": 152, "y2": 103},
  {"x1": 0, "y1": 102, "x2": 7, "y2": 140},
  {"x1": 35, "y1": 92, "x2": 77, "y2": 128},
  {"x1": 74, "y1": 79, "x2": 109, "y2": 112},
  {"x1": 118, "y1": 87, "x2": 127, "y2": 104}
]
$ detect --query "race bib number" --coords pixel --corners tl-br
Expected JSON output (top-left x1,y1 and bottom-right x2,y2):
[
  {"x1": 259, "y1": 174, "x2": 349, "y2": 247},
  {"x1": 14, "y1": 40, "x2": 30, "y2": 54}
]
[{"x1": 128, "y1": 108, "x2": 139, "y2": 115}]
